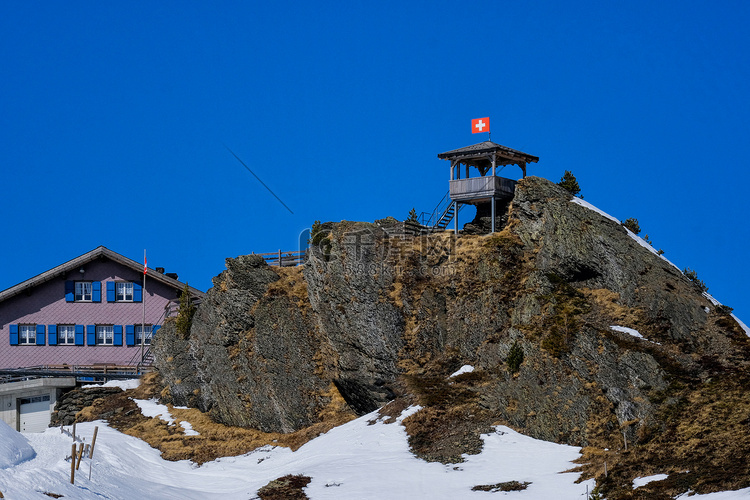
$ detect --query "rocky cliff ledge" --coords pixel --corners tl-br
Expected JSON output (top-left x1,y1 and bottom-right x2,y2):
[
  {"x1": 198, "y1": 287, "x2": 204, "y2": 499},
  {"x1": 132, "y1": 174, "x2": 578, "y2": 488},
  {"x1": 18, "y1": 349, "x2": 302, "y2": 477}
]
[{"x1": 154, "y1": 176, "x2": 750, "y2": 497}]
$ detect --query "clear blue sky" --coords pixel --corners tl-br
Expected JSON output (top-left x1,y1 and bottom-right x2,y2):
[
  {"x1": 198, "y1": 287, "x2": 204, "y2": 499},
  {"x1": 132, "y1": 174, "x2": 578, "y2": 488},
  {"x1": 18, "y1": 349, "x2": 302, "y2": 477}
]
[{"x1": 2, "y1": 2, "x2": 749, "y2": 320}]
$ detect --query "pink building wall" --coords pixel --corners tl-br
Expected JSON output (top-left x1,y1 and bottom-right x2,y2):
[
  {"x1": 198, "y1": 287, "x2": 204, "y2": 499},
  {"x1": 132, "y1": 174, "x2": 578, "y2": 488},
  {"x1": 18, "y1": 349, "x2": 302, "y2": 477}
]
[{"x1": 0, "y1": 259, "x2": 184, "y2": 369}]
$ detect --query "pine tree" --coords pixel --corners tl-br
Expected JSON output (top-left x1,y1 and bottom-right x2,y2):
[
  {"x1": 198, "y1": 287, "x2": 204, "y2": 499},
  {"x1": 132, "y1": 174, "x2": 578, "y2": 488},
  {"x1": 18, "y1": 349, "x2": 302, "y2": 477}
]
[
  {"x1": 407, "y1": 208, "x2": 419, "y2": 223},
  {"x1": 621, "y1": 218, "x2": 641, "y2": 235},
  {"x1": 175, "y1": 283, "x2": 196, "y2": 339},
  {"x1": 558, "y1": 171, "x2": 581, "y2": 197}
]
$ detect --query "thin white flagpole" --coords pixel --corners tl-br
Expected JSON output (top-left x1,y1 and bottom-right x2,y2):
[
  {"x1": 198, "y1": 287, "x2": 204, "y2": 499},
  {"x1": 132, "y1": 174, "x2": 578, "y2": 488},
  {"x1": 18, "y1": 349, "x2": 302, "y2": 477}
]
[{"x1": 141, "y1": 249, "x2": 146, "y2": 370}]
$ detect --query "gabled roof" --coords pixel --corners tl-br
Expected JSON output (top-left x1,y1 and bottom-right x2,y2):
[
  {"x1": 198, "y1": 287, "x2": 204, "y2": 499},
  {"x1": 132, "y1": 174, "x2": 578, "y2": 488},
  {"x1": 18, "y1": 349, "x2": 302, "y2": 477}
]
[
  {"x1": 438, "y1": 141, "x2": 539, "y2": 166},
  {"x1": 0, "y1": 246, "x2": 205, "y2": 303}
]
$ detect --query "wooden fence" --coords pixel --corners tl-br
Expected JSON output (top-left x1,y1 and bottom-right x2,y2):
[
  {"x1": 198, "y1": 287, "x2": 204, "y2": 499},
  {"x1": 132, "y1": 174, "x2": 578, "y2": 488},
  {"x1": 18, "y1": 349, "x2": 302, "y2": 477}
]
[{"x1": 254, "y1": 250, "x2": 306, "y2": 267}]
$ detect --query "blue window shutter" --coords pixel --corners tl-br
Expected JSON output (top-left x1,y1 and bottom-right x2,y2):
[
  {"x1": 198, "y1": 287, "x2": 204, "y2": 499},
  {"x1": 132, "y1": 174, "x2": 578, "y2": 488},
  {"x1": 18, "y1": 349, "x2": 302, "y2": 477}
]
[
  {"x1": 92, "y1": 281, "x2": 101, "y2": 302},
  {"x1": 86, "y1": 325, "x2": 96, "y2": 346},
  {"x1": 106, "y1": 281, "x2": 115, "y2": 302},
  {"x1": 36, "y1": 324, "x2": 46, "y2": 345},
  {"x1": 133, "y1": 282, "x2": 142, "y2": 302},
  {"x1": 9, "y1": 324, "x2": 18, "y2": 345},
  {"x1": 114, "y1": 325, "x2": 123, "y2": 346},
  {"x1": 65, "y1": 281, "x2": 74, "y2": 302},
  {"x1": 152, "y1": 325, "x2": 161, "y2": 336},
  {"x1": 48, "y1": 325, "x2": 58, "y2": 345},
  {"x1": 126, "y1": 325, "x2": 135, "y2": 346},
  {"x1": 75, "y1": 325, "x2": 84, "y2": 346}
]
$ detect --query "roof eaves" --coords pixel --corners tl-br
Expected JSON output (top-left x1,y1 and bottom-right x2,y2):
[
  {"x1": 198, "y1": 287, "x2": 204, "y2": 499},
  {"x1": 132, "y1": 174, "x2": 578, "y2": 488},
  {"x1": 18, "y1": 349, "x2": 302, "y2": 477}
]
[{"x1": 0, "y1": 246, "x2": 205, "y2": 303}]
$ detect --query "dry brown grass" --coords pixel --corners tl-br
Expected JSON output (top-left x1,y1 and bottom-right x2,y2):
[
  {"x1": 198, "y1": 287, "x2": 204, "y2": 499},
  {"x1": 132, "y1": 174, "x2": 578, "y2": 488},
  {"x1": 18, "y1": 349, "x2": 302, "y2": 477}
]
[
  {"x1": 266, "y1": 266, "x2": 310, "y2": 311},
  {"x1": 76, "y1": 377, "x2": 356, "y2": 465}
]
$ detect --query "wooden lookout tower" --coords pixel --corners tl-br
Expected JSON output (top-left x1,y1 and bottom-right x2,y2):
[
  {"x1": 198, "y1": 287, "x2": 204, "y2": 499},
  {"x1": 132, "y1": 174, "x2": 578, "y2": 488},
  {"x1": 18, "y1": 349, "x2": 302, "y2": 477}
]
[{"x1": 436, "y1": 141, "x2": 539, "y2": 233}]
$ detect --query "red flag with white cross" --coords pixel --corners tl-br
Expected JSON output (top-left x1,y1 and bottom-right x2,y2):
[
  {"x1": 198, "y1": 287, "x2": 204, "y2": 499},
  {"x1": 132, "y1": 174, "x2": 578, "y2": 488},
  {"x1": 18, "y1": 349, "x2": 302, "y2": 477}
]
[{"x1": 472, "y1": 117, "x2": 490, "y2": 134}]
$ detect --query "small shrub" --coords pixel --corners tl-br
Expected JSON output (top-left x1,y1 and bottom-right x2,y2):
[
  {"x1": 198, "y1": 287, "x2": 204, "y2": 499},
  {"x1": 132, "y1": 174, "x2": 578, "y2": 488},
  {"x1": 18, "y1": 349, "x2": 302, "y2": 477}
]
[
  {"x1": 558, "y1": 171, "x2": 581, "y2": 197},
  {"x1": 407, "y1": 208, "x2": 418, "y2": 223},
  {"x1": 175, "y1": 283, "x2": 196, "y2": 339},
  {"x1": 716, "y1": 304, "x2": 734, "y2": 315},
  {"x1": 588, "y1": 487, "x2": 603, "y2": 500},
  {"x1": 683, "y1": 268, "x2": 708, "y2": 293},
  {"x1": 507, "y1": 342, "x2": 524, "y2": 374},
  {"x1": 657, "y1": 249, "x2": 665, "y2": 255},
  {"x1": 621, "y1": 218, "x2": 641, "y2": 235},
  {"x1": 472, "y1": 481, "x2": 531, "y2": 492}
]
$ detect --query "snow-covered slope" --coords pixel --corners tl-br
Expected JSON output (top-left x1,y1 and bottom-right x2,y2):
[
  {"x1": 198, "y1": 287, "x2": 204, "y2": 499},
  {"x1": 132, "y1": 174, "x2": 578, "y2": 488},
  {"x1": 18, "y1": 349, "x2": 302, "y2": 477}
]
[
  {"x1": 0, "y1": 419, "x2": 35, "y2": 469},
  {"x1": 0, "y1": 407, "x2": 748, "y2": 499}
]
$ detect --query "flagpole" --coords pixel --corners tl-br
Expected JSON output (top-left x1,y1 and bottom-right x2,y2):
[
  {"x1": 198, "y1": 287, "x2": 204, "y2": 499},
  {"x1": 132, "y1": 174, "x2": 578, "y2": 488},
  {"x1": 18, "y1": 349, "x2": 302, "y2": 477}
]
[{"x1": 141, "y1": 249, "x2": 146, "y2": 371}]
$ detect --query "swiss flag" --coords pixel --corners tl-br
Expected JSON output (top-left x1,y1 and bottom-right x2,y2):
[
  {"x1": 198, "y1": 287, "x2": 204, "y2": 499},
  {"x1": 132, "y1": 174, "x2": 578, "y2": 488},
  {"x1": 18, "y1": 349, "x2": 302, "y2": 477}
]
[
  {"x1": 144, "y1": 255, "x2": 147, "y2": 275},
  {"x1": 472, "y1": 117, "x2": 490, "y2": 134}
]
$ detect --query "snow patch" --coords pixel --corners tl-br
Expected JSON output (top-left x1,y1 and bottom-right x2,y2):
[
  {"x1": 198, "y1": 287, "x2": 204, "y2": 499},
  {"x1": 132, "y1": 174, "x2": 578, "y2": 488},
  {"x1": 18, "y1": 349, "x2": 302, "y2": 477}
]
[
  {"x1": 180, "y1": 421, "x2": 200, "y2": 436},
  {"x1": 133, "y1": 398, "x2": 176, "y2": 425},
  {"x1": 610, "y1": 326, "x2": 661, "y2": 345},
  {"x1": 0, "y1": 419, "x2": 35, "y2": 469},
  {"x1": 733, "y1": 314, "x2": 750, "y2": 338},
  {"x1": 570, "y1": 198, "x2": 680, "y2": 271},
  {"x1": 633, "y1": 473, "x2": 668, "y2": 488},
  {"x1": 570, "y1": 197, "x2": 619, "y2": 223},
  {"x1": 449, "y1": 365, "x2": 474, "y2": 378},
  {"x1": 82, "y1": 378, "x2": 141, "y2": 390},
  {"x1": 703, "y1": 293, "x2": 750, "y2": 338},
  {"x1": 132, "y1": 398, "x2": 199, "y2": 435}
]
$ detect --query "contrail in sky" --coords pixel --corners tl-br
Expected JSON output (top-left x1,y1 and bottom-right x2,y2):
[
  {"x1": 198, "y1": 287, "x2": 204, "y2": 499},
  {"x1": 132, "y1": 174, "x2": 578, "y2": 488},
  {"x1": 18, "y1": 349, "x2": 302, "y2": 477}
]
[{"x1": 223, "y1": 144, "x2": 294, "y2": 215}]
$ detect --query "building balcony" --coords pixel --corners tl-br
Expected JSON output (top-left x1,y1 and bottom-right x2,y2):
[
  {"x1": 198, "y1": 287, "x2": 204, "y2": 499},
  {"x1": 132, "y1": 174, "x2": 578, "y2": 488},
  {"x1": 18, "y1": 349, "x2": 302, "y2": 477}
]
[{"x1": 449, "y1": 176, "x2": 517, "y2": 203}]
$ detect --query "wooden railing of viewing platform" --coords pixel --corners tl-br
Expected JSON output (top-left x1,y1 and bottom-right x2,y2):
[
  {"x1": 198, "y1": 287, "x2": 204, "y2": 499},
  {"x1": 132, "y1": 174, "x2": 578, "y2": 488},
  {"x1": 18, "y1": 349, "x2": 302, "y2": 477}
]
[{"x1": 449, "y1": 176, "x2": 517, "y2": 203}]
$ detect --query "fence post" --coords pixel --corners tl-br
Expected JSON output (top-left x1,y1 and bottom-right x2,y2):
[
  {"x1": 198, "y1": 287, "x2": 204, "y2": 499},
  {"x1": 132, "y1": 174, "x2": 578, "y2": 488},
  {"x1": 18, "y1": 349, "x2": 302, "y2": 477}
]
[
  {"x1": 89, "y1": 426, "x2": 99, "y2": 459},
  {"x1": 72, "y1": 422, "x2": 76, "y2": 442},
  {"x1": 76, "y1": 443, "x2": 84, "y2": 470},
  {"x1": 278, "y1": 249, "x2": 282, "y2": 266},
  {"x1": 70, "y1": 444, "x2": 76, "y2": 484}
]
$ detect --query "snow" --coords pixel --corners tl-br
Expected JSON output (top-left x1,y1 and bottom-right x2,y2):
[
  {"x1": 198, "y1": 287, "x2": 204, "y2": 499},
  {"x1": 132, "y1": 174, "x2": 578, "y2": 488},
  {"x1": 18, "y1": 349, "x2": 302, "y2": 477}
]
[
  {"x1": 570, "y1": 197, "x2": 619, "y2": 223},
  {"x1": 704, "y1": 293, "x2": 750, "y2": 338},
  {"x1": 132, "y1": 398, "x2": 198, "y2": 435},
  {"x1": 633, "y1": 473, "x2": 668, "y2": 488},
  {"x1": 610, "y1": 325, "x2": 661, "y2": 345},
  {"x1": 1, "y1": 404, "x2": 749, "y2": 499},
  {"x1": 0, "y1": 419, "x2": 35, "y2": 469},
  {"x1": 449, "y1": 365, "x2": 474, "y2": 378},
  {"x1": 570, "y1": 198, "x2": 681, "y2": 271},
  {"x1": 0, "y1": 406, "x2": 598, "y2": 499},
  {"x1": 82, "y1": 379, "x2": 141, "y2": 390}
]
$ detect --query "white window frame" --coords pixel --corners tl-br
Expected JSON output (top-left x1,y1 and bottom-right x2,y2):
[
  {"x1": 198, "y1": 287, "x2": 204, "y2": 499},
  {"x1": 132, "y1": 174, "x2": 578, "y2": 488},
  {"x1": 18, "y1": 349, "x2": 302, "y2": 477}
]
[
  {"x1": 58, "y1": 325, "x2": 75, "y2": 345},
  {"x1": 115, "y1": 282, "x2": 134, "y2": 302},
  {"x1": 96, "y1": 325, "x2": 114, "y2": 345},
  {"x1": 19, "y1": 325, "x2": 36, "y2": 345},
  {"x1": 135, "y1": 325, "x2": 153, "y2": 345},
  {"x1": 74, "y1": 281, "x2": 92, "y2": 301}
]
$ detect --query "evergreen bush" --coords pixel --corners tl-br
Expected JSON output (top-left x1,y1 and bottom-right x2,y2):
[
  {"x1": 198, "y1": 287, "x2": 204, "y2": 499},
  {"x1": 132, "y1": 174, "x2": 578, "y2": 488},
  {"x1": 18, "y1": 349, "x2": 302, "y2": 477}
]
[
  {"x1": 621, "y1": 218, "x2": 641, "y2": 235},
  {"x1": 175, "y1": 283, "x2": 196, "y2": 339},
  {"x1": 558, "y1": 171, "x2": 581, "y2": 197},
  {"x1": 507, "y1": 342, "x2": 524, "y2": 374},
  {"x1": 683, "y1": 268, "x2": 708, "y2": 292}
]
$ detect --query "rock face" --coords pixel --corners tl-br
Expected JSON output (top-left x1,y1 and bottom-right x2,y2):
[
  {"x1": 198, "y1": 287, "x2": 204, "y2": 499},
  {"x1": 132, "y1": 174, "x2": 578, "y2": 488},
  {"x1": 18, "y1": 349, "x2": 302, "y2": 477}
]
[
  {"x1": 154, "y1": 177, "x2": 750, "y2": 452},
  {"x1": 51, "y1": 387, "x2": 123, "y2": 426}
]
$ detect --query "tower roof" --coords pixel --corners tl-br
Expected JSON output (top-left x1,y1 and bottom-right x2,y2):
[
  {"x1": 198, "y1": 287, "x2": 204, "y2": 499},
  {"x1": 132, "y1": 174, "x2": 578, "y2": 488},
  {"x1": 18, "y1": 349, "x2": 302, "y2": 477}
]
[{"x1": 438, "y1": 141, "x2": 539, "y2": 168}]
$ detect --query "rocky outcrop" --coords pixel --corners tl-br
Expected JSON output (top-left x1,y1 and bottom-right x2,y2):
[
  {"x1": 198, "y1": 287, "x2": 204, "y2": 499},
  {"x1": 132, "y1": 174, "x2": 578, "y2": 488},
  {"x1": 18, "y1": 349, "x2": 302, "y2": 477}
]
[
  {"x1": 153, "y1": 177, "x2": 750, "y2": 453},
  {"x1": 51, "y1": 387, "x2": 123, "y2": 426}
]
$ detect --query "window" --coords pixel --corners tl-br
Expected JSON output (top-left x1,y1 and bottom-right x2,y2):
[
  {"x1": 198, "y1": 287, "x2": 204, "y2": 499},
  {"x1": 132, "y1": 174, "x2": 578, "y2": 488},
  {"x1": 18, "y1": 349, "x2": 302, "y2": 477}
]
[
  {"x1": 75, "y1": 281, "x2": 92, "y2": 301},
  {"x1": 116, "y1": 282, "x2": 134, "y2": 301},
  {"x1": 19, "y1": 325, "x2": 35, "y2": 345},
  {"x1": 96, "y1": 325, "x2": 114, "y2": 345},
  {"x1": 19, "y1": 394, "x2": 50, "y2": 405},
  {"x1": 135, "y1": 325, "x2": 153, "y2": 345},
  {"x1": 58, "y1": 325, "x2": 75, "y2": 345}
]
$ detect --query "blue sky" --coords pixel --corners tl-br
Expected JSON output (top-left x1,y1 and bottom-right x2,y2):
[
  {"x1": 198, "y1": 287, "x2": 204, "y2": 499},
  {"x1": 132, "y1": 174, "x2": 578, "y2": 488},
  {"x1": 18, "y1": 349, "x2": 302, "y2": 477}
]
[{"x1": 1, "y1": 2, "x2": 749, "y2": 320}]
